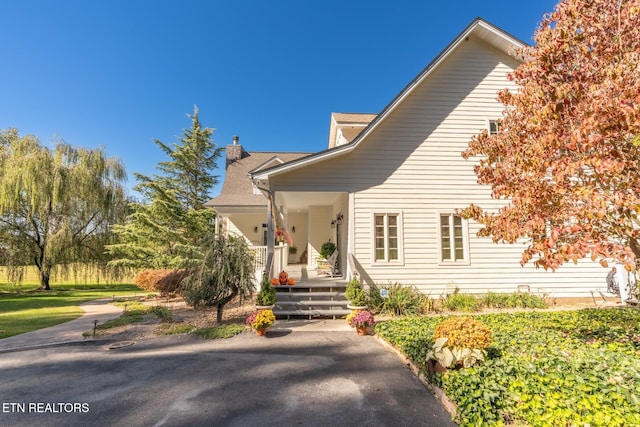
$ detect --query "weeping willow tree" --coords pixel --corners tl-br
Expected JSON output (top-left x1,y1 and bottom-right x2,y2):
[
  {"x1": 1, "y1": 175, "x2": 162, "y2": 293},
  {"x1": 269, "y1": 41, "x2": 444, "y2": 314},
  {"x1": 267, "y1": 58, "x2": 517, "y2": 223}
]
[{"x1": 0, "y1": 128, "x2": 127, "y2": 290}]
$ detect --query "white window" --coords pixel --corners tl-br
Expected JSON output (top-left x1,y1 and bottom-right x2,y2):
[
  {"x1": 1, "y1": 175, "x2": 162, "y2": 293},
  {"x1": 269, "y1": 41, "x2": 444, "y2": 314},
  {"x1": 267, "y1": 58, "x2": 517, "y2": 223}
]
[
  {"x1": 372, "y1": 212, "x2": 403, "y2": 264},
  {"x1": 488, "y1": 119, "x2": 500, "y2": 135},
  {"x1": 438, "y1": 213, "x2": 469, "y2": 264}
]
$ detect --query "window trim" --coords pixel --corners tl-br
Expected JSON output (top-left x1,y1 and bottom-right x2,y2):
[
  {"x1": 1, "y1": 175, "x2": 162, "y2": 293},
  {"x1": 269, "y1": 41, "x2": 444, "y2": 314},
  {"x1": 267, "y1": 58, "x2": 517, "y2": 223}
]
[
  {"x1": 488, "y1": 119, "x2": 500, "y2": 135},
  {"x1": 370, "y1": 211, "x2": 404, "y2": 265},
  {"x1": 437, "y1": 212, "x2": 470, "y2": 266}
]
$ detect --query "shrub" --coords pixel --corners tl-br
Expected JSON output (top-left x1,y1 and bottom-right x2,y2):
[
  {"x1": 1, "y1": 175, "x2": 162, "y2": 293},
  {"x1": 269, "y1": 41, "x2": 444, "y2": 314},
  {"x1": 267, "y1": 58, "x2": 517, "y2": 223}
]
[
  {"x1": 375, "y1": 282, "x2": 428, "y2": 316},
  {"x1": 367, "y1": 283, "x2": 385, "y2": 311},
  {"x1": 256, "y1": 274, "x2": 276, "y2": 306},
  {"x1": 479, "y1": 291, "x2": 509, "y2": 309},
  {"x1": 345, "y1": 276, "x2": 367, "y2": 306},
  {"x1": 134, "y1": 269, "x2": 187, "y2": 296},
  {"x1": 480, "y1": 291, "x2": 548, "y2": 309},
  {"x1": 433, "y1": 316, "x2": 492, "y2": 349},
  {"x1": 506, "y1": 291, "x2": 547, "y2": 309},
  {"x1": 443, "y1": 289, "x2": 480, "y2": 312}
]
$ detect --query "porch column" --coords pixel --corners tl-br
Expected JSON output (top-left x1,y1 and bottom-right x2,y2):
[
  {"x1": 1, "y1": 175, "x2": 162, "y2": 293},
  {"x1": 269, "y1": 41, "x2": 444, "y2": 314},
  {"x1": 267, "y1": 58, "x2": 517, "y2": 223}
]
[
  {"x1": 266, "y1": 192, "x2": 275, "y2": 277},
  {"x1": 347, "y1": 192, "x2": 355, "y2": 280}
]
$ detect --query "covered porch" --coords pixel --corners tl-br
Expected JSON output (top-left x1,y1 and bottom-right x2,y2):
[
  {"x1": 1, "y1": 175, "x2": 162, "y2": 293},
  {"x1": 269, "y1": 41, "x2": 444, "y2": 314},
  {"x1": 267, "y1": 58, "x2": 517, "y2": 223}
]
[{"x1": 260, "y1": 190, "x2": 352, "y2": 281}]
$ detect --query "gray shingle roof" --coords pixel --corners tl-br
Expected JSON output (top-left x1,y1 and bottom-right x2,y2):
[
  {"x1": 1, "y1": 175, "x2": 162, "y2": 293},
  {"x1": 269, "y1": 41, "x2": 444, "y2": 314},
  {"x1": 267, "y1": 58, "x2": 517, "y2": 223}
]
[{"x1": 205, "y1": 150, "x2": 311, "y2": 209}]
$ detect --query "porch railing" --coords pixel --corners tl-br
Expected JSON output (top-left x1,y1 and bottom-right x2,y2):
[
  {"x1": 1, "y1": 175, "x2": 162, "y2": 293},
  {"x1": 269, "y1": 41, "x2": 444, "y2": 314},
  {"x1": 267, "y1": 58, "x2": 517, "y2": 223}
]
[
  {"x1": 249, "y1": 244, "x2": 288, "y2": 284},
  {"x1": 251, "y1": 245, "x2": 268, "y2": 273}
]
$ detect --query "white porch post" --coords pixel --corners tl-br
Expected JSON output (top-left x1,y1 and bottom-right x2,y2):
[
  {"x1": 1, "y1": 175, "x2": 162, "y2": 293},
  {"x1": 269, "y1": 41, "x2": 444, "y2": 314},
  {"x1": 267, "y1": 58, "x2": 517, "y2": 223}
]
[
  {"x1": 266, "y1": 191, "x2": 275, "y2": 278},
  {"x1": 347, "y1": 192, "x2": 355, "y2": 280}
]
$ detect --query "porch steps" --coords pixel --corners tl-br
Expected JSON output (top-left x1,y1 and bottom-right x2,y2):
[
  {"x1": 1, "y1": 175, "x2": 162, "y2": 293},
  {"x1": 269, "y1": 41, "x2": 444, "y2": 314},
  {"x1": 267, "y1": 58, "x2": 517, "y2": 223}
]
[{"x1": 273, "y1": 280, "x2": 350, "y2": 320}]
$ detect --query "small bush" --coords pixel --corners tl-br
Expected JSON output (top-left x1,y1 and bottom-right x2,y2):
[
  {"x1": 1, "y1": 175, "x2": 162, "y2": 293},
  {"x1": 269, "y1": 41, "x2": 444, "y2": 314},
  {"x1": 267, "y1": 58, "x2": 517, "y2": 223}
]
[
  {"x1": 368, "y1": 283, "x2": 385, "y2": 310},
  {"x1": 443, "y1": 290, "x2": 480, "y2": 312},
  {"x1": 371, "y1": 282, "x2": 428, "y2": 316},
  {"x1": 433, "y1": 316, "x2": 492, "y2": 349},
  {"x1": 134, "y1": 269, "x2": 187, "y2": 296},
  {"x1": 345, "y1": 276, "x2": 368, "y2": 306},
  {"x1": 506, "y1": 291, "x2": 547, "y2": 308},
  {"x1": 256, "y1": 274, "x2": 276, "y2": 306},
  {"x1": 480, "y1": 291, "x2": 548, "y2": 309},
  {"x1": 480, "y1": 291, "x2": 510, "y2": 308}
]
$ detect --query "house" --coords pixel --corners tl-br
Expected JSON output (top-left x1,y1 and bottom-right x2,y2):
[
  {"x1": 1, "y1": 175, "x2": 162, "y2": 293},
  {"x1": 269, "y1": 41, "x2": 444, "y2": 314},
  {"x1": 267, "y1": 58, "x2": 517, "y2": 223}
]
[{"x1": 208, "y1": 18, "x2": 608, "y2": 300}]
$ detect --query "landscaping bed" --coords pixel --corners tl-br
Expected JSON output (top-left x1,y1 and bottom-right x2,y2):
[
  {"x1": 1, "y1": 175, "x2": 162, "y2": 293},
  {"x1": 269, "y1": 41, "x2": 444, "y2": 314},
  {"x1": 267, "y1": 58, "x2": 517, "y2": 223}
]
[
  {"x1": 89, "y1": 296, "x2": 254, "y2": 341},
  {"x1": 376, "y1": 308, "x2": 640, "y2": 426}
]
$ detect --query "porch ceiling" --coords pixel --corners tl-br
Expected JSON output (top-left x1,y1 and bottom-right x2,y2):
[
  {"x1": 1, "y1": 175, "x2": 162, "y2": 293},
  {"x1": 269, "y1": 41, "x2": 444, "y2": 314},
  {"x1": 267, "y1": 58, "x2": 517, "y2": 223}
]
[{"x1": 277, "y1": 191, "x2": 343, "y2": 213}]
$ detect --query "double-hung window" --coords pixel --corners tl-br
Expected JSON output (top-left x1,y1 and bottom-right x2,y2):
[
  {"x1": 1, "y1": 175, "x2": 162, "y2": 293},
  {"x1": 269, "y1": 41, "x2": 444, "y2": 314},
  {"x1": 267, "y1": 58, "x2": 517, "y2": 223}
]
[
  {"x1": 488, "y1": 119, "x2": 500, "y2": 135},
  {"x1": 372, "y1": 212, "x2": 403, "y2": 263},
  {"x1": 438, "y1": 213, "x2": 469, "y2": 264}
]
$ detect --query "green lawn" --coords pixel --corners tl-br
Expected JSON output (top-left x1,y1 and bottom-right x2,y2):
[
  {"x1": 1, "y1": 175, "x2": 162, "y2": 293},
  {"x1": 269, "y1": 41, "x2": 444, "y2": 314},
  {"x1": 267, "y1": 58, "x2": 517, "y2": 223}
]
[
  {"x1": 376, "y1": 308, "x2": 640, "y2": 427},
  {"x1": 0, "y1": 283, "x2": 143, "y2": 339}
]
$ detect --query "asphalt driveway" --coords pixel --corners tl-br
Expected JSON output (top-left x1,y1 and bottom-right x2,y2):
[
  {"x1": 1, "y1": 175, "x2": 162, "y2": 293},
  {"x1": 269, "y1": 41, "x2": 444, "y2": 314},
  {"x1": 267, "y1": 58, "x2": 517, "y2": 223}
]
[{"x1": 0, "y1": 327, "x2": 456, "y2": 426}]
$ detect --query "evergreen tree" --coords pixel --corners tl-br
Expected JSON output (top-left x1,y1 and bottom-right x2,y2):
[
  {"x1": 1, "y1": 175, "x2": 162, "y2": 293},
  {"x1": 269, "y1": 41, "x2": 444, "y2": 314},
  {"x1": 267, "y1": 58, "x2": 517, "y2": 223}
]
[
  {"x1": 107, "y1": 107, "x2": 220, "y2": 269},
  {"x1": 153, "y1": 105, "x2": 222, "y2": 210}
]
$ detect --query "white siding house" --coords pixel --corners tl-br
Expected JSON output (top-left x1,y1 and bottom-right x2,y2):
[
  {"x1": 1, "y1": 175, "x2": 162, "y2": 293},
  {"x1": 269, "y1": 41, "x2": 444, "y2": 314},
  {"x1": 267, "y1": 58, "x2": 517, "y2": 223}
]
[{"x1": 234, "y1": 18, "x2": 609, "y2": 299}]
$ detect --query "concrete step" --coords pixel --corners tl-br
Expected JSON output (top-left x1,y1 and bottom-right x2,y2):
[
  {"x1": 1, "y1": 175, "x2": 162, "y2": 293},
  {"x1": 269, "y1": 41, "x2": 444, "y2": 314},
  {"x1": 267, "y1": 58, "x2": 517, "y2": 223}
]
[
  {"x1": 274, "y1": 309, "x2": 352, "y2": 319},
  {"x1": 273, "y1": 279, "x2": 349, "y2": 319},
  {"x1": 276, "y1": 300, "x2": 349, "y2": 307},
  {"x1": 273, "y1": 282, "x2": 347, "y2": 290},
  {"x1": 276, "y1": 291, "x2": 346, "y2": 298}
]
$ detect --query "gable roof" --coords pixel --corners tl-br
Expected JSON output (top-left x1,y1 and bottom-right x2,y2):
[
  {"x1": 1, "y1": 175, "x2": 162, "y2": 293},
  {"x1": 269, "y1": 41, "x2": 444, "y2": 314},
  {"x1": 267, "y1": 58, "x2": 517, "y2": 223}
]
[
  {"x1": 328, "y1": 112, "x2": 377, "y2": 149},
  {"x1": 205, "y1": 151, "x2": 311, "y2": 211},
  {"x1": 251, "y1": 17, "x2": 528, "y2": 185}
]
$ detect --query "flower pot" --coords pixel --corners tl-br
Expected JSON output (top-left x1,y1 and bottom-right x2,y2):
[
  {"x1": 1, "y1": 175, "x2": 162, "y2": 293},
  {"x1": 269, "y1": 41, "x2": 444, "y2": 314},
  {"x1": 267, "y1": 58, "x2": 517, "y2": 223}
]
[
  {"x1": 255, "y1": 305, "x2": 275, "y2": 310},
  {"x1": 255, "y1": 328, "x2": 268, "y2": 336},
  {"x1": 347, "y1": 304, "x2": 368, "y2": 311},
  {"x1": 356, "y1": 326, "x2": 367, "y2": 336}
]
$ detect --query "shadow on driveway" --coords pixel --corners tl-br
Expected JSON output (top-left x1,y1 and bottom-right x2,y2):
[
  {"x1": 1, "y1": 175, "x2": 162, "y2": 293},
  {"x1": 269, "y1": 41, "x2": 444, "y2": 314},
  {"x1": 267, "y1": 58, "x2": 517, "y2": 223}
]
[{"x1": 0, "y1": 329, "x2": 457, "y2": 426}]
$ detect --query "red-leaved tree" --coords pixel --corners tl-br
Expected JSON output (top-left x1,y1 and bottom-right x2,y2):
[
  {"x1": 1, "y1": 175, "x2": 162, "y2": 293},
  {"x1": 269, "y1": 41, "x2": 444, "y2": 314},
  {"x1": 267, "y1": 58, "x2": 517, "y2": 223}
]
[{"x1": 461, "y1": 0, "x2": 640, "y2": 272}]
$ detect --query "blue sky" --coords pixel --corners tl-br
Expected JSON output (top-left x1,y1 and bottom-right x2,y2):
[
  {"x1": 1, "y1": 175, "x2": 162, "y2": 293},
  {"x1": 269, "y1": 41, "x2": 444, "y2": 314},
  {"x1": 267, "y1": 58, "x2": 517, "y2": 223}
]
[{"x1": 0, "y1": 0, "x2": 558, "y2": 197}]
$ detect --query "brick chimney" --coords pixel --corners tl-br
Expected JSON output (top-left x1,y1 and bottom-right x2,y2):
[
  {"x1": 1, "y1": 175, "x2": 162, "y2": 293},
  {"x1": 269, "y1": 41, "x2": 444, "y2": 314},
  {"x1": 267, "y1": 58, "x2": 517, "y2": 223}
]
[{"x1": 226, "y1": 135, "x2": 242, "y2": 166}]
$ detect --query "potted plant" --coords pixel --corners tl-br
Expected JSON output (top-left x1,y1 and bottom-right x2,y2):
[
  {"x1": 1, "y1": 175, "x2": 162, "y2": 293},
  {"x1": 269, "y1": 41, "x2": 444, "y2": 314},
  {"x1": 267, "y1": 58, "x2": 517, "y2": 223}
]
[
  {"x1": 426, "y1": 316, "x2": 492, "y2": 372},
  {"x1": 319, "y1": 241, "x2": 336, "y2": 260},
  {"x1": 245, "y1": 309, "x2": 276, "y2": 336},
  {"x1": 345, "y1": 276, "x2": 367, "y2": 309},
  {"x1": 256, "y1": 274, "x2": 276, "y2": 308},
  {"x1": 346, "y1": 309, "x2": 375, "y2": 336},
  {"x1": 288, "y1": 245, "x2": 298, "y2": 263}
]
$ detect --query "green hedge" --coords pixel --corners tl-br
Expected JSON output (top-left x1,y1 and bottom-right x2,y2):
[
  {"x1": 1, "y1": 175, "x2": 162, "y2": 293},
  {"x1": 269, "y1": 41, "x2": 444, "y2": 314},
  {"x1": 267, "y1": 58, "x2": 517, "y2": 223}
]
[{"x1": 375, "y1": 309, "x2": 640, "y2": 426}]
